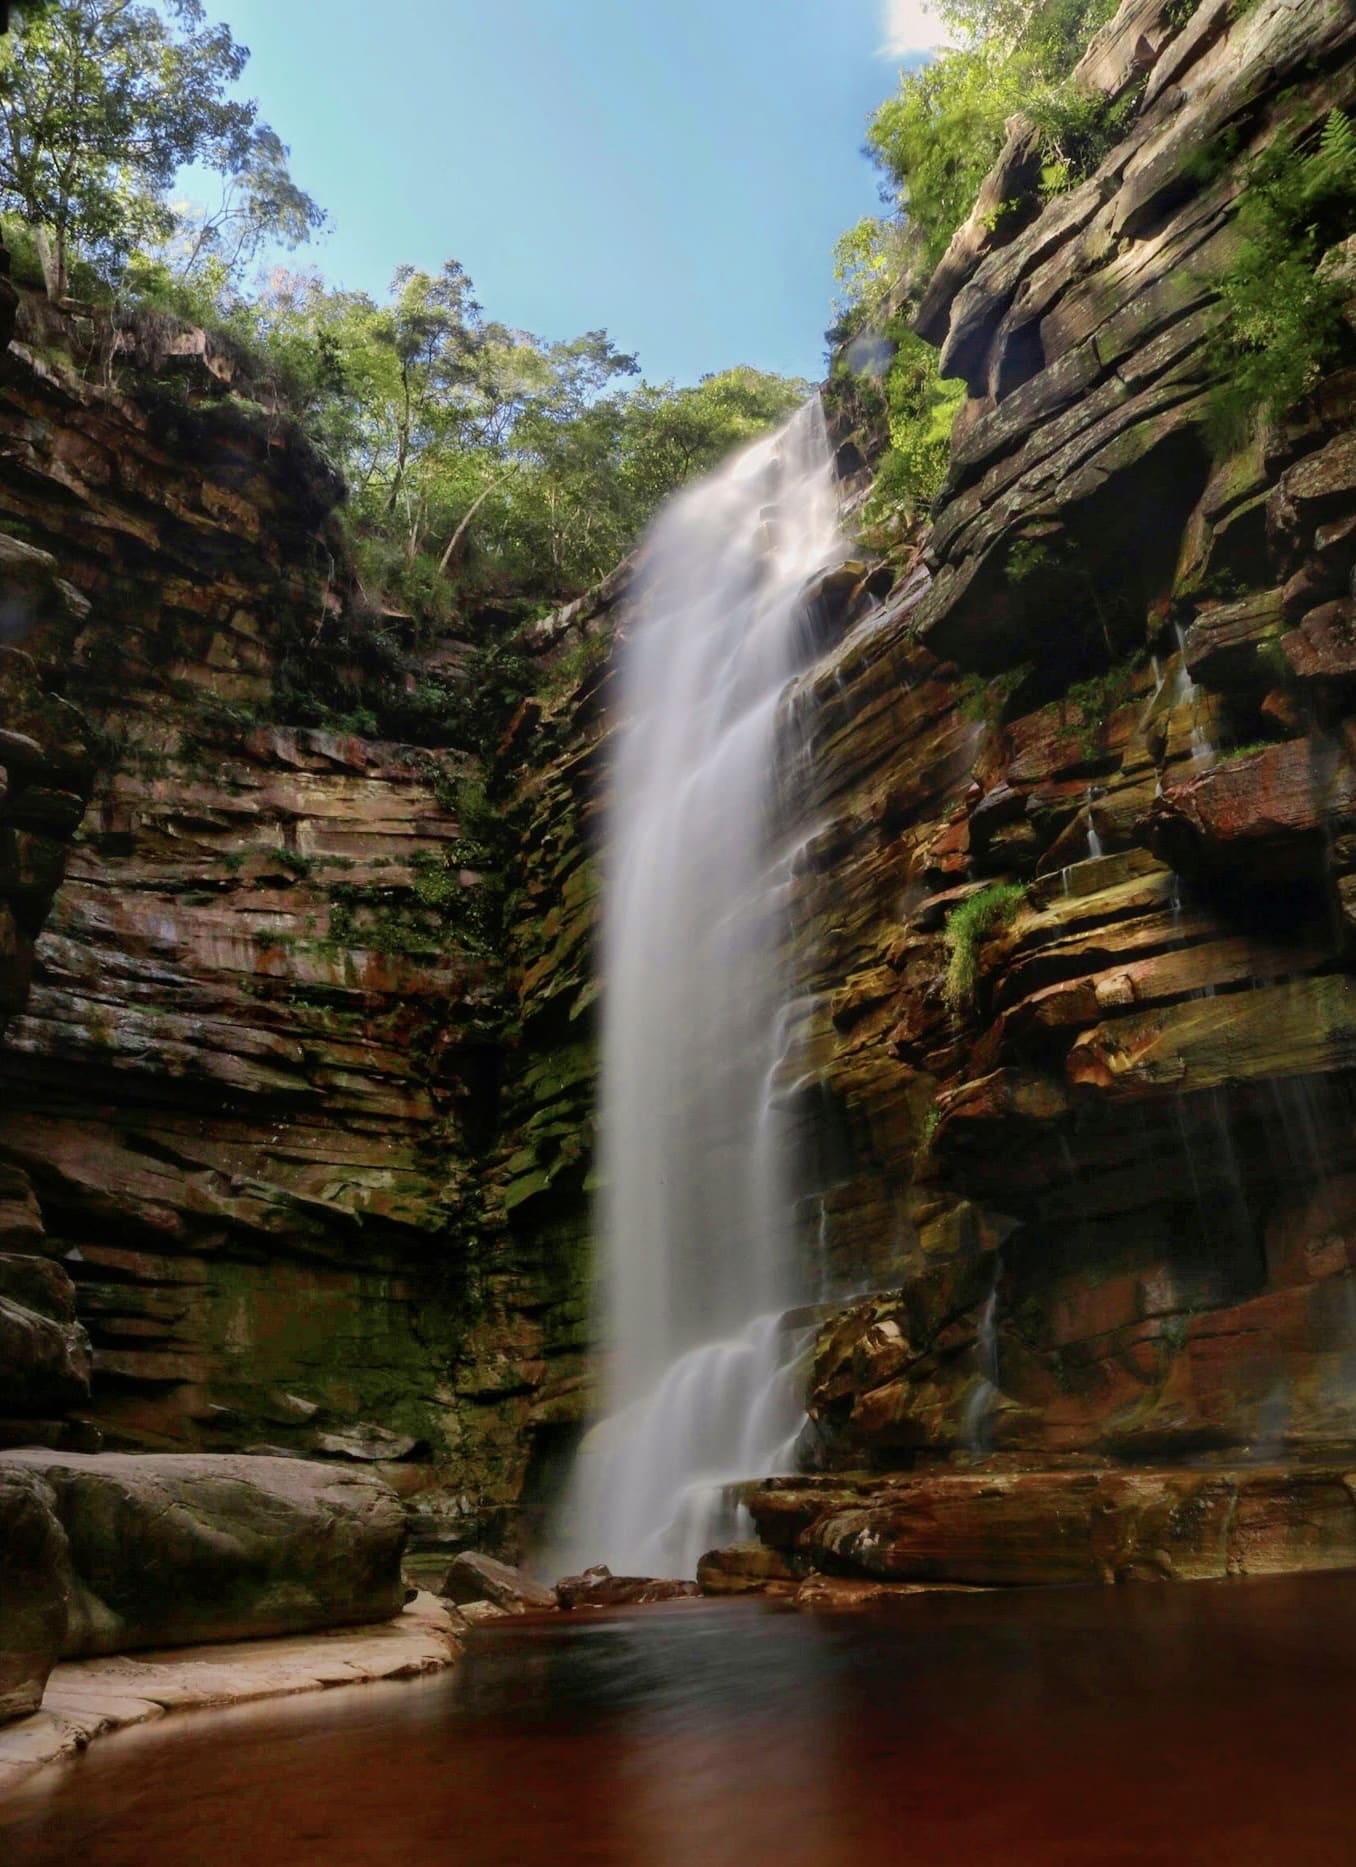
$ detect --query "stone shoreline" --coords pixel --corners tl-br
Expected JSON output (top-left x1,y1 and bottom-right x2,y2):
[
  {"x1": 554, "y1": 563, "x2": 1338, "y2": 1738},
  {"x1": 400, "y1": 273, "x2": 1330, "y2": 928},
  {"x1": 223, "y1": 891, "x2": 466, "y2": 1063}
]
[{"x1": 0, "y1": 1592, "x2": 460, "y2": 1798}]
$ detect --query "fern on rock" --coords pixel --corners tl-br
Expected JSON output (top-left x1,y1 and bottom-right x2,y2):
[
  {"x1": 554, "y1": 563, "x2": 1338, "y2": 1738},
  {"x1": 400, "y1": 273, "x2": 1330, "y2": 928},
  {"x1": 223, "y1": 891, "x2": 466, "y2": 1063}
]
[{"x1": 1208, "y1": 110, "x2": 1356, "y2": 447}]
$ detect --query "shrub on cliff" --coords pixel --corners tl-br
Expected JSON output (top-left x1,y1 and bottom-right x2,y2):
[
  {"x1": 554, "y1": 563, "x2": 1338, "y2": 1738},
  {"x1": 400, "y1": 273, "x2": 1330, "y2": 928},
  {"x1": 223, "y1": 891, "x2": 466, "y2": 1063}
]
[
  {"x1": 831, "y1": 0, "x2": 1121, "y2": 533},
  {"x1": 840, "y1": 0, "x2": 1120, "y2": 298},
  {"x1": 944, "y1": 883, "x2": 1026, "y2": 1013},
  {"x1": 840, "y1": 322, "x2": 966, "y2": 537}
]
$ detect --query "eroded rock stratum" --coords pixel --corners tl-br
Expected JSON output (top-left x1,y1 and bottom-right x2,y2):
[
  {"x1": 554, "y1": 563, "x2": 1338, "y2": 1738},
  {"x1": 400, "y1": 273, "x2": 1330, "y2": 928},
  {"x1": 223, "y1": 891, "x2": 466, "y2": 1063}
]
[
  {"x1": 0, "y1": 271, "x2": 592, "y2": 1565},
  {"x1": 780, "y1": 0, "x2": 1356, "y2": 1515}
]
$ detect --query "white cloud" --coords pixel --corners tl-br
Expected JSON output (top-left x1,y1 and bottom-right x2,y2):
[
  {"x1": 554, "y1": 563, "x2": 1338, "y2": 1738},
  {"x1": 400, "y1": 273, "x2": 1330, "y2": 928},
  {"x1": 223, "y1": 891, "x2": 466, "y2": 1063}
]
[{"x1": 877, "y1": 0, "x2": 959, "y2": 57}]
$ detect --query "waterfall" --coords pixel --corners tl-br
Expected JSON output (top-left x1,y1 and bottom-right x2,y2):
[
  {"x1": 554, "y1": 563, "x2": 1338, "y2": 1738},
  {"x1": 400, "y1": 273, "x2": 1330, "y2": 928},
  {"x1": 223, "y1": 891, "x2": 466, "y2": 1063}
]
[
  {"x1": 1085, "y1": 787, "x2": 1103, "y2": 859},
  {"x1": 557, "y1": 400, "x2": 843, "y2": 1578},
  {"x1": 962, "y1": 1266, "x2": 1001, "y2": 1455}
]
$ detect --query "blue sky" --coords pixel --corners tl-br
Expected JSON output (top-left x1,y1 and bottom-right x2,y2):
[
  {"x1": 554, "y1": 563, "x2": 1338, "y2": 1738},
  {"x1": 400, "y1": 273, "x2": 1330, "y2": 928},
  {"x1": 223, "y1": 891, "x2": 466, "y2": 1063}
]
[{"x1": 186, "y1": 0, "x2": 954, "y2": 386}]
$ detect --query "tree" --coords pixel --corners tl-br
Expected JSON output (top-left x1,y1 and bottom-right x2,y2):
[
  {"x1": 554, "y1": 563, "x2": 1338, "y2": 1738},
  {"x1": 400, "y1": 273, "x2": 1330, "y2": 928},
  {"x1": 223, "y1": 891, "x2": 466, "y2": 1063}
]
[
  {"x1": 170, "y1": 126, "x2": 325, "y2": 286},
  {"x1": 242, "y1": 258, "x2": 806, "y2": 613},
  {"x1": 0, "y1": 0, "x2": 321, "y2": 300},
  {"x1": 615, "y1": 368, "x2": 810, "y2": 521}
]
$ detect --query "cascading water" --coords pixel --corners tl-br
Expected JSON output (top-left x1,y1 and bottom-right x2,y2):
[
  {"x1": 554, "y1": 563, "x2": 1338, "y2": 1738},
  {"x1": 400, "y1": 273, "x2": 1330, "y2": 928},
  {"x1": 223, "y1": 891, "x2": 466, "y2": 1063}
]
[
  {"x1": 556, "y1": 400, "x2": 844, "y2": 1578},
  {"x1": 963, "y1": 1266, "x2": 1001, "y2": 1456}
]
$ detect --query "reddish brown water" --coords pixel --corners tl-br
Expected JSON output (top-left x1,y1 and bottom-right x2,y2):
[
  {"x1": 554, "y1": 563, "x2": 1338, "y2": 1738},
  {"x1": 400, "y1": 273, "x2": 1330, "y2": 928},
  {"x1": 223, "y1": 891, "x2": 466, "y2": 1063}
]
[{"x1": 6, "y1": 1574, "x2": 1356, "y2": 1865}]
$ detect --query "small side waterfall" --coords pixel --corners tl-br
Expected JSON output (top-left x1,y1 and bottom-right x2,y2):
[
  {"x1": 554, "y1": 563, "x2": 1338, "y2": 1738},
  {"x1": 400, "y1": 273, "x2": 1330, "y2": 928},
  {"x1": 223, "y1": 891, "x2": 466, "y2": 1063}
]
[
  {"x1": 963, "y1": 1266, "x2": 1002, "y2": 1456},
  {"x1": 558, "y1": 401, "x2": 843, "y2": 1577}
]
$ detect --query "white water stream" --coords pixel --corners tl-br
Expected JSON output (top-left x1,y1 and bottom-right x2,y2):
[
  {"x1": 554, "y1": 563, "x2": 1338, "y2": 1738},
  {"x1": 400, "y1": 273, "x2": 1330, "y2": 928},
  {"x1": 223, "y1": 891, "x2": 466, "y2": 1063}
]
[{"x1": 557, "y1": 401, "x2": 843, "y2": 1577}]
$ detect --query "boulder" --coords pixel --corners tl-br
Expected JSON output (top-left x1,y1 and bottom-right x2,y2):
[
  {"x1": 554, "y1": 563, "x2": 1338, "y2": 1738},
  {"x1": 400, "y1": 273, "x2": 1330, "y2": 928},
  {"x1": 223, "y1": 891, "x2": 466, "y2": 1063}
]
[
  {"x1": 555, "y1": 1564, "x2": 700, "y2": 1608},
  {"x1": 1150, "y1": 738, "x2": 1356, "y2": 882},
  {"x1": 0, "y1": 1293, "x2": 91, "y2": 1416},
  {"x1": 0, "y1": 1163, "x2": 44, "y2": 1253},
  {"x1": 1283, "y1": 602, "x2": 1356, "y2": 686},
  {"x1": 695, "y1": 1543, "x2": 801, "y2": 1595},
  {"x1": 0, "y1": 1465, "x2": 69, "y2": 1723},
  {"x1": 1182, "y1": 589, "x2": 1286, "y2": 690},
  {"x1": 440, "y1": 1550, "x2": 558, "y2": 1614},
  {"x1": 453, "y1": 1599, "x2": 514, "y2": 1626},
  {"x1": 0, "y1": 1450, "x2": 406, "y2": 1657}
]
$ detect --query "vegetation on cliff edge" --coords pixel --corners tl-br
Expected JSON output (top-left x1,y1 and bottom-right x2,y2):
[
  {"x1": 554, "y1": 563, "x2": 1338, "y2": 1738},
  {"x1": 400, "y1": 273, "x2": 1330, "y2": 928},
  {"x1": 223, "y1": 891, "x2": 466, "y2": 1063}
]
[
  {"x1": 0, "y1": 1, "x2": 808, "y2": 638},
  {"x1": 828, "y1": 0, "x2": 1124, "y2": 539}
]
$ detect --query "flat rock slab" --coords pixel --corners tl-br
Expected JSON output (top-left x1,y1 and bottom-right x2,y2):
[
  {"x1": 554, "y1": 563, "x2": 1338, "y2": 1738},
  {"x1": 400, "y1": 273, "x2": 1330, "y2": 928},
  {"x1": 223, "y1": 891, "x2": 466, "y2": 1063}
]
[
  {"x1": 0, "y1": 1450, "x2": 407, "y2": 1658},
  {"x1": 753, "y1": 1466, "x2": 1356, "y2": 1588},
  {"x1": 556, "y1": 1566, "x2": 701, "y2": 1608},
  {"x1": 0, "y1": 1593, "x2": 459, "y2": 1796}
]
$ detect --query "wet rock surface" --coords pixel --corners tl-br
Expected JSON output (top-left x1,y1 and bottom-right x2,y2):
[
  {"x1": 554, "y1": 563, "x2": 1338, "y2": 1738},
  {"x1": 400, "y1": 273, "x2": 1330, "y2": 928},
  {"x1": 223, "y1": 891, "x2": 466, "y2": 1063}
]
[
  {"x1": 440, "y1": 1551, "x2": 558, "y2": 1615},
  {"x1": 0, "y1": 1450, "x2": 407, "y2": 1660},
  {"x1": 0, "y1": 282, "x2": 594, "y2": 1554},
  {"x1": 0, "y1": 1467, "x2": 69, "y2": 1722},
  {"x1": 781, "y1": 0, "x2": 1356, "y2": 1534},
  {"x1": 762, "y1": 1467, "x2": 1356, "y2": 1587},
  {"x1": 0, "y1": 1591, "x2": 459, "y2": 1791},
  {"x1": 555, "y1": 1564, "x2": 700, "y2": 1608},
  {"x1": 694, "y1": 1544, "x2": 802, "y2": 1596}
]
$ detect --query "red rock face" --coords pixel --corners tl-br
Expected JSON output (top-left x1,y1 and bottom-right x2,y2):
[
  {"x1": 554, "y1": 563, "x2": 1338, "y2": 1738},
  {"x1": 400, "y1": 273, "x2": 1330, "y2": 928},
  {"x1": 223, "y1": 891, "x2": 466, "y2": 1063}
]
[
  {"x1": 4, "y1": 5, "x2": 1356, "y2": 1598},
  {"x1": 0, "y1": 289, "x2": 589, "y2": 1557},
  {"x1": 742, "y1": 1467, "x2": 1356, "y2": 1588},
  {"x1": 776, "y1": 0, "x2": 1356, "y2": 1588}
]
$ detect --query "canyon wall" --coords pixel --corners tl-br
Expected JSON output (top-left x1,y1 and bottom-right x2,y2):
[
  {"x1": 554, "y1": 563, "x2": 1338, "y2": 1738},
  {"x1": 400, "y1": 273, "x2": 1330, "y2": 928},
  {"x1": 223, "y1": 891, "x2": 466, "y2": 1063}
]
[
  {"x1": 779, "y1": 0, "x2": 1356, "y2": 1537},
  {"x1": 0, "y1": 279, "x2": 588, "y2": 1560}
]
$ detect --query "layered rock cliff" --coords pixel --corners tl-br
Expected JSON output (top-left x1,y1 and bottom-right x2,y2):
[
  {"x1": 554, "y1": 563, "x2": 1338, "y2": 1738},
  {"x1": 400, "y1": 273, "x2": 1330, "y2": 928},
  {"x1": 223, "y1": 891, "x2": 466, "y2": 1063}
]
[
  {"x1": 0, "y1": 280, "x2": 588, "y2": 1559},
  {"x1": 745, "y1": 0, "x2": 1356, "y2": 1578}
]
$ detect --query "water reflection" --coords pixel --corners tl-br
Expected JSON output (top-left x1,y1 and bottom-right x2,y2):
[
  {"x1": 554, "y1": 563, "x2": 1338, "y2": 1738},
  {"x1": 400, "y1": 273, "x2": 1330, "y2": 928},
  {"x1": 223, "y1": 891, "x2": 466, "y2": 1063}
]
[{"x1": 6, "y1": 1581, "x2": 1356, "y2": 1865}]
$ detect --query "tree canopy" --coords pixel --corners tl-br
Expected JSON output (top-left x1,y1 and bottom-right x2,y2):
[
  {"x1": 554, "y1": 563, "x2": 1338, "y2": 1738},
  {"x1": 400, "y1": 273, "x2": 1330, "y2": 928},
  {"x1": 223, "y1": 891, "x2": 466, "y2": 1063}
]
[
  {"x1": 244, "y1": 265, "x2": 808, "y2": 612},
  {"x1": 0, "y1": 0, "x2": 321, "y2": 298},
  {"x1": 0, "y1": 3, "x2": 807, "y2": 620}
]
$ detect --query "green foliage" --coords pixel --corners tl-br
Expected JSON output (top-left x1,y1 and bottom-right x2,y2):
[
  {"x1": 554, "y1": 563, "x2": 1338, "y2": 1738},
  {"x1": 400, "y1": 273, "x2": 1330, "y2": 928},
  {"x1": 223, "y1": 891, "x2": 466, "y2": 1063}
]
[
  {"x1": 247, "y1": 267, "x2": 805, "y2": 615},
  {"x1": 543, "y1": 630, "x2": 610, "y2": 699},
  {"x1": 1063, "y1": 650, "x2": 1145, "y2": 741},
  {"x1": 270, "y1": 597, "x2": 536, "y2": 755},
  {"x1": 865, "y1": 40, "x2": 1028, "y2": 273},
  {"x1": 955, "y1": 660, "x2": 1034, "y2": 726},
  {"x1": 0, "y1": 1, "x2": 321, "y2": 301},
  {"x1": 324, "y1": 871, "x2": 486, "y2": 961},
  {"x1": 1025, "y1": 77, "x2": 1143, "y2": 196},
  {"x1": 833, "y1": 0, "x2": 1134, "y2": 536},
  {"x1": 831, "y1": 217, "x2": 914, "y2": 323},
  {"x1": 1217, "y1": 738, "x2": 1274, "y2": 762},
  {"x1": 1007, "y1": 536, "x2": 1063, "y2": 583},
  {"x1": 0, "y1": 214, "x2": 107, "y2": 300},
  {"x1": 1208, "y1": 110, "x2": 1356, "y2": 446},
  {"x1": 865, "y1": 326, "x2": 968, "y2": 521},
  {"x1": 944, "y1": 883, "x2": 1026, "y2": 1012},
  {"x1": 854, "y1": 0, "x2": 1124, "y2": 279}
]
